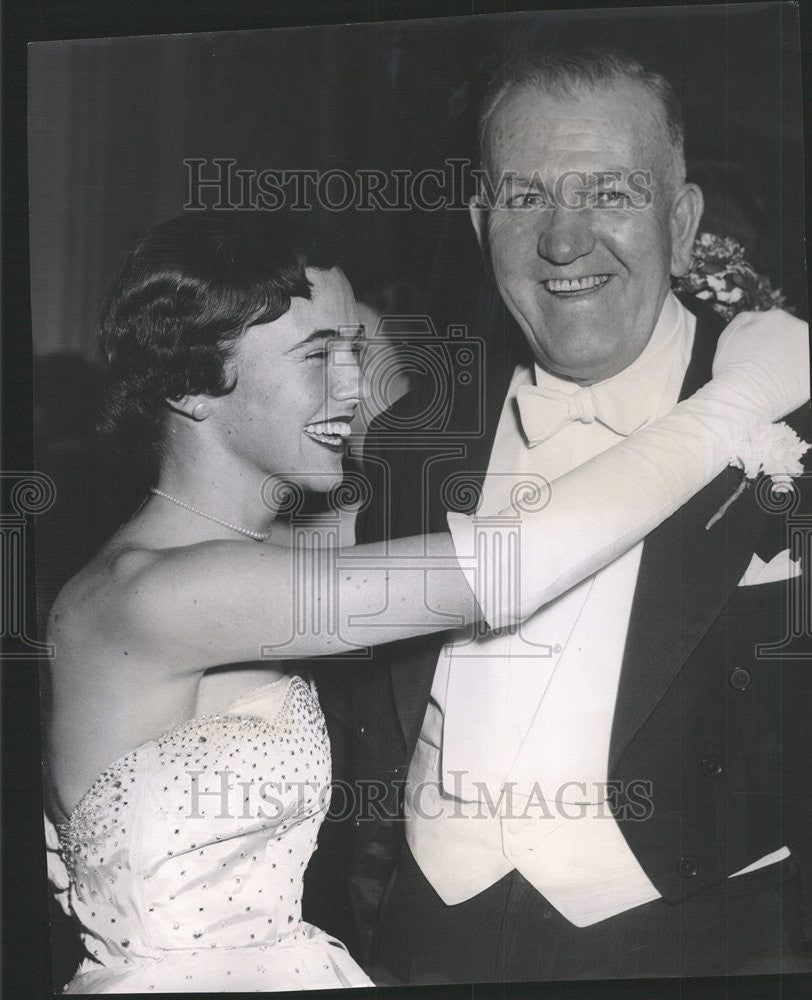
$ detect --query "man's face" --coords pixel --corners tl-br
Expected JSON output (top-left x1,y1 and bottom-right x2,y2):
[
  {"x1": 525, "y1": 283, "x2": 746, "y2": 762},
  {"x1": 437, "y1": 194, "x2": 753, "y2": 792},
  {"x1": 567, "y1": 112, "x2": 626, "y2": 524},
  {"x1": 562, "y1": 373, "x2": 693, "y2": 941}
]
[{"x1": 474, "y1": 79, "x2": 699, "y2": 384}]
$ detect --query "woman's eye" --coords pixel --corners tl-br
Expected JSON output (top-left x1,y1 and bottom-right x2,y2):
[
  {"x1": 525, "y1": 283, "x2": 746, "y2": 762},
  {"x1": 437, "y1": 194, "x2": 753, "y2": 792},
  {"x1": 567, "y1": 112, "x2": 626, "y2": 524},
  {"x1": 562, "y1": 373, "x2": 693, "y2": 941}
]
[{"x1": 304, "y1": 339, "x2": 363, "y2": 363}]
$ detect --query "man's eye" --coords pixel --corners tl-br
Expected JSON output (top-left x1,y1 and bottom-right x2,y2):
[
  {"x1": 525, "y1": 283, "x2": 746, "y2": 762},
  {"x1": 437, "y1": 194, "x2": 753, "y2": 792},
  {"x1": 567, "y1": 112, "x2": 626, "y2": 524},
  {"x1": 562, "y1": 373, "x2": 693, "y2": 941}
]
[
  {"x1": 506, "y1": 190, "x2": 548, "y2": 208},
  {"x1": 305, "y1": 348, "x2": 329, "y2": 361},
  {"x1": 594, "y1": 190, "x2": 629, "y2": 207}
]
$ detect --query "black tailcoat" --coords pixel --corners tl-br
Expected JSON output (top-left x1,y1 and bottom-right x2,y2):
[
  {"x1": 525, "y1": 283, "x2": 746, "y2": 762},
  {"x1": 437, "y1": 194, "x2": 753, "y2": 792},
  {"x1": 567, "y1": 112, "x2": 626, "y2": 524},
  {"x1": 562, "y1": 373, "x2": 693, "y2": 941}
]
[{"x1": 309, "y1": 294, "x2": 811, "y2": 959}]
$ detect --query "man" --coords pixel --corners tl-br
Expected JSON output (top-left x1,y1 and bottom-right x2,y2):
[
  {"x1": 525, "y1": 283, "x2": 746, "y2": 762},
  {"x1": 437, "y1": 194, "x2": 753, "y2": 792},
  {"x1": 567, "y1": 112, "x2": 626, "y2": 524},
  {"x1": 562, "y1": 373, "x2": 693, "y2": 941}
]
[{"x1": 342, "y1": 46, "x2": 811, "y2": 982}]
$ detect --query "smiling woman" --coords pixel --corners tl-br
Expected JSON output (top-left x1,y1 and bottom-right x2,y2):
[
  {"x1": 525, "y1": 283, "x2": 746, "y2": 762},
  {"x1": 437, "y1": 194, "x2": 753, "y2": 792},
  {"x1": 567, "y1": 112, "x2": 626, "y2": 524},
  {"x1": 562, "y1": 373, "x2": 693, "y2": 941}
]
[
  {"x1": 97, "y1": 214, "x2": 349, "y2": 482},
  {"x1": 41, "y1": 209, "x2": 809, "y2": 993},
  {"x1": 170, "y1": 266, "x2": 364, "y2": 497}
]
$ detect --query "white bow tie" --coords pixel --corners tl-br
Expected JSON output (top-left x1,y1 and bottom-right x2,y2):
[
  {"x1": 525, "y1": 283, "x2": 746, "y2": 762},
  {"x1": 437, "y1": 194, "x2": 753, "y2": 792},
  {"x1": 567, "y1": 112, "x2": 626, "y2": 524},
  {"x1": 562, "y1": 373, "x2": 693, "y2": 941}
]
[{"x1": 516, "y1": 376, "x2": 653, "y2": 447}]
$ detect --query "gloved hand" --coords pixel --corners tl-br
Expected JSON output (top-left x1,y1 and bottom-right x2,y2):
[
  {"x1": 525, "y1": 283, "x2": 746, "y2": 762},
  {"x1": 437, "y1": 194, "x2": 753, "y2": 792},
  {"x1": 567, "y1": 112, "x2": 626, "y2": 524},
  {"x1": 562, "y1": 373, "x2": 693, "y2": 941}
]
[{"x1": 448, "y1": 309, "x2": 810, "y2": 628}]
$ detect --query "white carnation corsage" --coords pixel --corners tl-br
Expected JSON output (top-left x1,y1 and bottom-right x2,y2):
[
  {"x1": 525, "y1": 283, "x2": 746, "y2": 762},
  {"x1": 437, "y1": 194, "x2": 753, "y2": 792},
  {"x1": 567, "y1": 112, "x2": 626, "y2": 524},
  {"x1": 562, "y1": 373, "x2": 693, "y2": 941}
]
[{"x1": 705, "y1": 421, "x2": 810, "y2": 530}]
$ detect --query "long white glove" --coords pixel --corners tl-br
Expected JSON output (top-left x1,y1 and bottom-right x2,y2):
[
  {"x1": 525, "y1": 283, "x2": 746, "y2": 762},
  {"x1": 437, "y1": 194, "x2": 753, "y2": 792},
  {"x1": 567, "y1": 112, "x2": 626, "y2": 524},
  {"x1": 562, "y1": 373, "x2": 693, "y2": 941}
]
[{"x1": 448, "y1": 309, "x2": 810, "y2": 628}]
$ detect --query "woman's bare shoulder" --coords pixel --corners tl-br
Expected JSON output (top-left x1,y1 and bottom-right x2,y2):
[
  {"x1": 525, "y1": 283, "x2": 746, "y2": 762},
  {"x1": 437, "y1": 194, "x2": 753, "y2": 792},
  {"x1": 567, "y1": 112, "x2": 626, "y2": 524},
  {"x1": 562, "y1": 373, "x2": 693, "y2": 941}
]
[
  {"x1": 45, "y1": 543, "x2": 213, "y2": 819},
  {"x1": 45, "y1": 537, "x2": 207, "y2": 672},
  {"x1": 48, "y1": 542, "x2": 157, "y2": 633},
  {"x1": 47, "y1": 535, "x2": 276, "y2": 673}
]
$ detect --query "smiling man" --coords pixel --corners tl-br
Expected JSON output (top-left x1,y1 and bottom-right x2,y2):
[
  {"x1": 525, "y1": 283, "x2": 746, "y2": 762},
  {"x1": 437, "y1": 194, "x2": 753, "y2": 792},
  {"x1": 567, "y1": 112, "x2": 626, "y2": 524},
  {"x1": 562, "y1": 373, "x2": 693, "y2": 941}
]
[
  {"x1": 344, "y1": 45, "x2": 812, "y2": 984},
  {"x1": 473, "y1": 70, "x2": 701, "y2": 384}
]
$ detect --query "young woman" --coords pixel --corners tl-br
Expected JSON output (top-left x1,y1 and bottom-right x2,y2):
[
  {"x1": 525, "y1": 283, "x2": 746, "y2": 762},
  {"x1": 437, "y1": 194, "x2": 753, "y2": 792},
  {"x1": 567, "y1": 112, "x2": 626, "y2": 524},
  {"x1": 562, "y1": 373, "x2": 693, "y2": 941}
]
[{"x1": 44, "y1": 211, "x2": 808, "y2": 992}]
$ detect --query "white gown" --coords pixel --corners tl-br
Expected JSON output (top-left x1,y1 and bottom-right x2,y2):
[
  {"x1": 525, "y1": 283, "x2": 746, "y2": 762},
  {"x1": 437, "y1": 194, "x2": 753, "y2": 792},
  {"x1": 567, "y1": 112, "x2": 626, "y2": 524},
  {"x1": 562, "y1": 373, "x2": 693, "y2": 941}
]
[{"x1": 46, "y1": 673, "x2": 373, "y2": 992}]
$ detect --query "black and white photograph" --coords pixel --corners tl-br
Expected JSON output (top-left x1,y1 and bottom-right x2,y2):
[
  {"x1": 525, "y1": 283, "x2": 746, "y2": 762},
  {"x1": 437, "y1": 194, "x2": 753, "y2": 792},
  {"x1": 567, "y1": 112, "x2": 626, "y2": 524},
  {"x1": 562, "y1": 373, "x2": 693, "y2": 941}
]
[{"x1": 9, "y1": 0, "x2": 812, "y2": 995}]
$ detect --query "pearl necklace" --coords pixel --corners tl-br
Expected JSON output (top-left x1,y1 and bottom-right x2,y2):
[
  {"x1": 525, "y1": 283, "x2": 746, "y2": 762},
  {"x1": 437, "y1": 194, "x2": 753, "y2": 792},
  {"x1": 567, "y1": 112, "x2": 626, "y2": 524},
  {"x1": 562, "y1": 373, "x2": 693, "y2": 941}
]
[{"x1": 149, "y1": 488, "x2": 272, "y2": 541}]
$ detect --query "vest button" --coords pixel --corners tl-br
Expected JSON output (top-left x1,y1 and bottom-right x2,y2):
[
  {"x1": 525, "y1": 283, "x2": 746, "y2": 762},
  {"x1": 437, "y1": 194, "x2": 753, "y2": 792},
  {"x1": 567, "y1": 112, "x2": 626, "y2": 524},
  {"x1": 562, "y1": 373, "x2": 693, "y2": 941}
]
[
  {"x1": 678, "y1": 855, "x2": 698, "y2": 878},
  {"x1": 730, "y1": 667, "x2": 751, "y2": 691},
  {"x1": 700, "y1": 754, "x2": 723, "y2": 777}
]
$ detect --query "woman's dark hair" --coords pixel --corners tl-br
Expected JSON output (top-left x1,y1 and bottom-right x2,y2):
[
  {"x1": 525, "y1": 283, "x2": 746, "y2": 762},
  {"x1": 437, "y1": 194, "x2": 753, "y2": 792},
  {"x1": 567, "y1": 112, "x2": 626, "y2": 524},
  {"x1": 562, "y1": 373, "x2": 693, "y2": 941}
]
[{"x1": 98, "y1": 211, "x2": 340, "y2": 474}]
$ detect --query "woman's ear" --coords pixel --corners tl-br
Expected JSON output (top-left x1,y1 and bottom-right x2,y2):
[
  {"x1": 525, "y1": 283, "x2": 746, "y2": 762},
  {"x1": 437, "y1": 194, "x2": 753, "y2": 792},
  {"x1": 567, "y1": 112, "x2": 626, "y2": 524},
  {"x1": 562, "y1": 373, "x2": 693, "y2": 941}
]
[
  {"x1": 166, "y1": 396, "x2": 211, "y2": 421},
  {"x1": 669, "y1": 183, "x2": 704, "y2": 277}
]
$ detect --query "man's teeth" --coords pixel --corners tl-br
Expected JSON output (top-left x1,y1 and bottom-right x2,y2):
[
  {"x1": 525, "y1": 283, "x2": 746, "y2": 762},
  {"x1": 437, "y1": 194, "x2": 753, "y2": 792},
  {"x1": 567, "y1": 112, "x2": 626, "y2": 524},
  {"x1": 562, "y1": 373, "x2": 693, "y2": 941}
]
[
  {"x1": 304, "y1": 421, "x2": 353, "y2": 443},
  {"x1": 544, "y1": 275, "x2": 610, "y2": 292}
]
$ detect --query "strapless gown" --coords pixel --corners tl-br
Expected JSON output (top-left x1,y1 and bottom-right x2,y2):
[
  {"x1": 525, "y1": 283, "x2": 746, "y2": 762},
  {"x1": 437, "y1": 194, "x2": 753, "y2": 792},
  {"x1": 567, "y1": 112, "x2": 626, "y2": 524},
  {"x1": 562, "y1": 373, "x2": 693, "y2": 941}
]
[{"x1": 45, "y1": 673, "x2": 373, "y2": 992}]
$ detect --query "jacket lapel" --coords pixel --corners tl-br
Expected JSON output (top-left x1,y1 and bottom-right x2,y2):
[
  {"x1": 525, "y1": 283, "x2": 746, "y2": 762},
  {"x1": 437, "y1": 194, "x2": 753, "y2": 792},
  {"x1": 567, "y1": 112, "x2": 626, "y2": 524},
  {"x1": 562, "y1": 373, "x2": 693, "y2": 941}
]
[
  {"x1": 608, "y1": 301, "x2": 766, "y2": 771},
  {"x1": 387, "y1": 293, "x2": 764, "y2": 763}
]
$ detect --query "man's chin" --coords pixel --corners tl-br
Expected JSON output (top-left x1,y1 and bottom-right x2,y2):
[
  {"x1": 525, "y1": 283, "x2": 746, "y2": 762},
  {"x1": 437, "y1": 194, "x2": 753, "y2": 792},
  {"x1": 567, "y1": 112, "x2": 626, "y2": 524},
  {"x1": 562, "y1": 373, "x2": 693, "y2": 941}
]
[{"x1": 531, "y1": 341, "x2": 634, "y2": 385}]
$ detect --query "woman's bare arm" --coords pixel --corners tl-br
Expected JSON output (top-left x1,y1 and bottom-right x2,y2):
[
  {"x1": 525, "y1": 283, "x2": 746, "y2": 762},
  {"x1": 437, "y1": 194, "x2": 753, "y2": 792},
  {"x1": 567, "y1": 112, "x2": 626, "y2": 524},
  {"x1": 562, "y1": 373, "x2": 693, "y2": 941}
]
[
  {"x1": 85, "y1": 531, "x2": 474, "y2": 668},
  {"x1": 59, "y1": 307, "x2": 807, "y2": 669},
  {"x1": 52, "y1": 307, "x2": 807, "y2": 671}
]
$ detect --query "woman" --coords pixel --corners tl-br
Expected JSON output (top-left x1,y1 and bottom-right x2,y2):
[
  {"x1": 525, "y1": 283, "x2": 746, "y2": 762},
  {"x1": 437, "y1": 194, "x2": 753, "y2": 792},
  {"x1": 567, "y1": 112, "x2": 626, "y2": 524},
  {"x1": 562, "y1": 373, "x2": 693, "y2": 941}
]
[{"x1": 44, "y1": 211, "x2": 807, "y2": 992}]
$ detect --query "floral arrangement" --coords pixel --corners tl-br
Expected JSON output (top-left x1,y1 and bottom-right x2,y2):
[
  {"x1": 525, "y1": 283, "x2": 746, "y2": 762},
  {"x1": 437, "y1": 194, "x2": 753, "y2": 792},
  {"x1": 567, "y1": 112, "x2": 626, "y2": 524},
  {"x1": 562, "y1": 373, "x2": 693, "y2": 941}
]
[
  {"x1": 673, "y1": 232, "x2": 790, "y2": 321},
  {"x1": 673, "y1": 232, "x2": 805, "y2": 529},
  {"x1": 705, "y1": 421, "x2": 810, "y2": 529}
]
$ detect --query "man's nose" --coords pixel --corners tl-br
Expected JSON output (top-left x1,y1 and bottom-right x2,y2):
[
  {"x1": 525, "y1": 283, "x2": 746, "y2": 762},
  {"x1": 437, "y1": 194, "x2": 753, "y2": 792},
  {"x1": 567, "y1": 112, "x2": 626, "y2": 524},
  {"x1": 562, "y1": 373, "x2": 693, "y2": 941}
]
[{"x1": 536, "y1": 206, "x2": 596, "y2": 265}]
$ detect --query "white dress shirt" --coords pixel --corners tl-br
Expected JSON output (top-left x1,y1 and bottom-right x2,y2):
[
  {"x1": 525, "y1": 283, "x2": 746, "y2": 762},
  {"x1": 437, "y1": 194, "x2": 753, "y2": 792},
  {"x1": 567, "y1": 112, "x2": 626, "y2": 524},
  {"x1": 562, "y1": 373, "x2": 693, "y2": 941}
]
[{"x1": 405, "y1": 293, "x2": 788, "y2": 925}]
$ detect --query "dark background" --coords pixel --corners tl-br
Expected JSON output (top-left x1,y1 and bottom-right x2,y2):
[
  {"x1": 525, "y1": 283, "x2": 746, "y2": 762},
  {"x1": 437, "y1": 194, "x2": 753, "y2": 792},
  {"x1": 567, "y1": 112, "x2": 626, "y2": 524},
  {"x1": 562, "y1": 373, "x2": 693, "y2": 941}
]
[
  {"x1": 25, "y1": 1, "x2": 809, "y2": 615},
  {"x1": 4, "y1": 1, "x2": 810, "y2": 999},
  {"x1": 28, "y1": 3, "x2": 808, "y2": 361}
]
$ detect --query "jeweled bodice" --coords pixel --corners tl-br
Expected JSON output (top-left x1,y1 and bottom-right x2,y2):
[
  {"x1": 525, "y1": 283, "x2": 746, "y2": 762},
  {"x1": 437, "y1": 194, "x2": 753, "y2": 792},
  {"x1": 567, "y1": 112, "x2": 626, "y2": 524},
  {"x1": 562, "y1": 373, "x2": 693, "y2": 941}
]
[{"x1": 56, "y1": 674, "x2": 332, "y2": 972}]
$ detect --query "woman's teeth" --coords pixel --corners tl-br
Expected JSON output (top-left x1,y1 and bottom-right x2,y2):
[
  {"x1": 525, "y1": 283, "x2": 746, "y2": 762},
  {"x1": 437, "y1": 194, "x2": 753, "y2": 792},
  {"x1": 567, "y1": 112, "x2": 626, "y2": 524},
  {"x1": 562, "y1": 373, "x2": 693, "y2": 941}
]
[
  {"x1": 303, "y1": 421, "x2": 353, "y2": 446},
  {"x1": 544, "y1": 275, "x2": 610, "y2": 293}
]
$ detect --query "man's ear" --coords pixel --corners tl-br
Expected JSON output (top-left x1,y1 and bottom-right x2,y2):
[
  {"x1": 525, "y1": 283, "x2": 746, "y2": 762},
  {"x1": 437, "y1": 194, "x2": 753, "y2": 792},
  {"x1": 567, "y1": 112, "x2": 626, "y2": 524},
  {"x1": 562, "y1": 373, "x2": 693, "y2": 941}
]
[
  {"x1": 669, "y1": 183, "x2": 704, "y2": 277},
  {"x1": 166, "y1": 396, "x2": 211, "y2": 421},
  {"x1": 468, "y1": 193, "x2": 488, "y2": 252}
]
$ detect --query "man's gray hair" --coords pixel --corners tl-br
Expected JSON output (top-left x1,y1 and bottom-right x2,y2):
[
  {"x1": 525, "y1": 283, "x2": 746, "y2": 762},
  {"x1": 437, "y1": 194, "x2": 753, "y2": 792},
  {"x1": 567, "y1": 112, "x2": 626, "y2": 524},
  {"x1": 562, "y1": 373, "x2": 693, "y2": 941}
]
[{"x1": 479, "y1": 45, "x2": 686, "y2": 189}]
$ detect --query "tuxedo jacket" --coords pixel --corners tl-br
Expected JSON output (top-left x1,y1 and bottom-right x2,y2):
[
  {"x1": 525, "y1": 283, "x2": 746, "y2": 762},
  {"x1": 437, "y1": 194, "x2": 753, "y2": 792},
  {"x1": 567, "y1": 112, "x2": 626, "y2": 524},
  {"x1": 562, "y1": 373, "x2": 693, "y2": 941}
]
[{"x1": 309, "y1": 293, "x2": 812, "y2": 955}]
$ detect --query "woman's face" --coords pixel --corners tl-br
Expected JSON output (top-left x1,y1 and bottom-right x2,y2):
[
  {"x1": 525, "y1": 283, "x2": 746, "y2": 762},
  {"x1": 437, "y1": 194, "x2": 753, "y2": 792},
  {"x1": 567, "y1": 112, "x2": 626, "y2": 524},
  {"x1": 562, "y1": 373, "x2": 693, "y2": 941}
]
[{"x1": 209, "y1": 267, "x2": 364, "y2": 492}]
